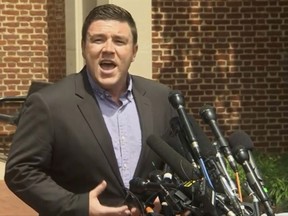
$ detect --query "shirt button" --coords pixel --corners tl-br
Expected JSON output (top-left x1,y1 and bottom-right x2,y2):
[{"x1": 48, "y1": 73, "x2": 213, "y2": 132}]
[{"x1": 121, "y1": 136, "x2": 125, "y2": 142}]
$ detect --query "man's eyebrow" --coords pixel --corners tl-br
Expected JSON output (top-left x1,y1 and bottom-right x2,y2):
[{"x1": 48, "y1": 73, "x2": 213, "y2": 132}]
[
  {"x1": 86, "y1": 33, "x2": 130, "y2": 43},
  {"x1": 113, "y1": 35, "x2": 128, "y2": 39},
  {"x1": 87, "y1": 33, "x2": 105, "y2": 38}
]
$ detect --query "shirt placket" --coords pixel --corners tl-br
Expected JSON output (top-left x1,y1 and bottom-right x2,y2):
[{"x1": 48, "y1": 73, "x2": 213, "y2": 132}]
[{"x1": 118, "y1": 101, "x2": 131, "y2": 187}]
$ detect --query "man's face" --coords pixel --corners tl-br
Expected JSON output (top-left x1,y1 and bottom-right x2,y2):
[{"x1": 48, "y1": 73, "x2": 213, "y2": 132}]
[{"x1": 82, "y1": 20, "x2": 138, "y2": 94}]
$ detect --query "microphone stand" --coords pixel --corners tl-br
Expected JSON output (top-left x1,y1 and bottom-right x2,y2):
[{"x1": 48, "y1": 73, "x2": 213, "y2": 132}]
[
  {"x1": 216, "y1": 195, "x2": 237, "y2": 216},
  {"x1": 243, "y1": 182, "x2": 261, "y2": 216},
  {"x1": 213, "y1": 141, "x2": 238, "y2": 195},
  {"x1": 233, "y1": 147, "x2": 275, "y2": 216},
  {"x1": 158, "y1": 188, "x2": 174, "y2": 216},
  {"x1": 206, "y1": 158, "x2": 244, "y2": 216}
]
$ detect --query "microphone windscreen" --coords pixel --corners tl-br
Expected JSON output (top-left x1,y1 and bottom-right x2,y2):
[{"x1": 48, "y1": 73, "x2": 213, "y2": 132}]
[
  {"x1": 199, "y1": 104, "x2": 216, "y2": 123},
  {"x1": 228, "y1": 130, "x2": 254, "y2": 151},
  {"x1": 168, "y1": 90, "x2": 185, "y2": 108},
  {"x1": 147, "y1": 134, "x2": 200, "y2": 181}
]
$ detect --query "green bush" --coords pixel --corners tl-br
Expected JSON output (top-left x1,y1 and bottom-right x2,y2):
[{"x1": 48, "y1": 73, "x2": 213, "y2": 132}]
[
  {"x1": 254, "y1": 152, "x2": 288, "y2": 212},
  {"x1": 226, "y1": 152, "x2": 288, "y2": 213}
]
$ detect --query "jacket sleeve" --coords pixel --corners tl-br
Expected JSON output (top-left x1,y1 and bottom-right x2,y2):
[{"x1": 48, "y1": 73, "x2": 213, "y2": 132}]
[{"x1": 4, "y1": 92, "x2": 89, "y2": 216}]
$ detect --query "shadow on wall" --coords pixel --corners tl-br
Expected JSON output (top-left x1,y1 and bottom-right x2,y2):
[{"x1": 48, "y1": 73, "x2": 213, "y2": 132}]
[
  {"x1": 152, "y1": 1, "x2": 288, "y2": 153},
  {"x1": 46, "y1": 1, "x2": 66, "y2": 82}
]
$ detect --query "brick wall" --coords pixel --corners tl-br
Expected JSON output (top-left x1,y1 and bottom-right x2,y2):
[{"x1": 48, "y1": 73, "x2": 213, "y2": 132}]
[
  {"x1": 152, "y1": 1, "x2": 288, "y2": 153},
  {"x1": 0, "y1": 0, "x2": 66, "y2": 158},
  {"x1": 1, "y1": 0, "x2": 288, "y2": 155}
]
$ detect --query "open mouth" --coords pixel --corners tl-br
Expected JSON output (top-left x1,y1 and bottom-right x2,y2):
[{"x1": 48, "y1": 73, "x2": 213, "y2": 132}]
[{"x1": 99, "y1": 60, "x2": 117, "y2": 71}]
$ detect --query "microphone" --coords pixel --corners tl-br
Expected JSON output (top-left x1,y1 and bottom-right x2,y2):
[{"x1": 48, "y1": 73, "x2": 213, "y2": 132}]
[
  {"x1": 199, "y1": 104, "x2": 238, "y2": 173},
  {"x1": 168, "y1": 91, "x2": 201, "y2": 160},
  {"x1": 148, "y1": 170, "x2": 165, "y2": 183},
  {"x1": 243, "y1": 182, "x2": 261, "y2": 216},
  {"x1": 210, "y1": 141, "x2": 238, "y2": 193},
  {"x1": 216, "y1": 195, "x2": 237, "y2": 216},
  {"x1": 148, "y1": 170, "x2": 190, "y2": 215},
  {"x1": 149, "y1": 170, "x2": 175, "y2": 186},
  {"x1": 169, "y1": 115, "x2": 215, "y2": 160},
  {"x1": 131, "y1": 173, "x2": 195, "y2": 214},
  {"x1": 205, "y1": 157, "x2": 244, "y2": 216},
  {"x1": 146, "y1": 138, "x2": 239, "y2": 216},
  {"x1": 228, "y1": 130, "x2": 265, "y2": 186},
  {"x1": 129, "y1": 177, "x2": 176, "y2": 194},
  {"x1": 168, "y1": 91, "x2": 215, "y2": 189},
  {"x1": 230, "y1": 144, "x2": 275, "y2": 216},
  {"x1": 169, "y1": 116, "x2": 196, "y2": 163},
  {"x1": 146, "y1": 134, "x2": 201, "y2": 182}
]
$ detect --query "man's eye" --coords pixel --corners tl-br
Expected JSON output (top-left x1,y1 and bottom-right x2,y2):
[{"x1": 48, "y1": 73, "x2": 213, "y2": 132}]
[
  {"x1": 92, "y1": 38, "x2": 103, "y2": 43},
  {"x1": 115, "y1": 40, "x2": 125, "y2": 45}
]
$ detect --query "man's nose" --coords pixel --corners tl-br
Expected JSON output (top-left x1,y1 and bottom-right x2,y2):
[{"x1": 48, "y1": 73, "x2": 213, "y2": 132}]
[{"x1": 102, "y1": 40, "x2": 114, "y2": 52}]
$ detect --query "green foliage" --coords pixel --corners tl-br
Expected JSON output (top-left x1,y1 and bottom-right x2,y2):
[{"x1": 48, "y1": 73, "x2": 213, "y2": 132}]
[
  {"x1": 226, "y1": 152, "x2": 288, "y2": 212},
  {"x1": 253, "y1": 152, "x2": 288, "y2": 212}
]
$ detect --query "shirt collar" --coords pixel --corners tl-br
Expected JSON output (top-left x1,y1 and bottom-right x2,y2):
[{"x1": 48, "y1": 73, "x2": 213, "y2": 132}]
[{"x1": 86, "y1": 69, "x2": 133, "y2": 101}]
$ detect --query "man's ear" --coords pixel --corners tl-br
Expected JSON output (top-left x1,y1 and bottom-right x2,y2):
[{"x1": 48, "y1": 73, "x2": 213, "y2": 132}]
[
  {"x1": 81, "y1": 40, "x2": 85, "y2": 59},
  {"x1": 132, "y1": 44, "x2": 138, "y2": 62}
]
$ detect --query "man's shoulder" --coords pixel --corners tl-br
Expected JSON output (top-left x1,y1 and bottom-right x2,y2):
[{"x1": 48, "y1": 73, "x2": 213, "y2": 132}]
[{"x1": 131, "y1": 75, "x2": 170, "y2": 91}]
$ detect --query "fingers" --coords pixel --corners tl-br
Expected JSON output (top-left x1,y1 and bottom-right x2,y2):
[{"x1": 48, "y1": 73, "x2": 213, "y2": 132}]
[
  {"x1": 130, "y1": 207, "x2": 141, "y2": 216},
  {"x1": 89, "y1": 181, "x2": 133, "y2": 216},
  {"x1": 153, "y1": 196, "x2": 161, "y2": 213},
  {"x1": 90, "y1": 180, "x2": 107, "y2": 197}
]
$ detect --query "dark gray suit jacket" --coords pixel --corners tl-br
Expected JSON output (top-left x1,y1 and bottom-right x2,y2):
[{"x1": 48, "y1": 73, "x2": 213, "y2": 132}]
[{"x1": 5, "y1": 67, "x2": 177, "y2": 216}]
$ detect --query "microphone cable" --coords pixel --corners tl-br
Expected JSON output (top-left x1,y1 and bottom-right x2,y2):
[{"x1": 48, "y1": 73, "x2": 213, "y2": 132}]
[
  {"x1": 235, "y1": 171, "x2": 243, "y2": 202},
  {"x1": 198, "y1": 158, "x2": 214, "y2": 189}
]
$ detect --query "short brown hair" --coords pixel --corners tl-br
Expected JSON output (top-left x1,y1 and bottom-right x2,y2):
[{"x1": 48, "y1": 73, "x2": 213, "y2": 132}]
[{"x1": 81, "y1": 4, "x2": 138, "y2": 45}]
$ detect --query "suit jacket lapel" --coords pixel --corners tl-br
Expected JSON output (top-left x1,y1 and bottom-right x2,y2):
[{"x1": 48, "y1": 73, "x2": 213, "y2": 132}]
[
  {"x1": 74, "y1": 69, "x2": 123, "y2": 186},
  {"x1": 131, "y1": 77, "x2": 154, "y2": 178}
]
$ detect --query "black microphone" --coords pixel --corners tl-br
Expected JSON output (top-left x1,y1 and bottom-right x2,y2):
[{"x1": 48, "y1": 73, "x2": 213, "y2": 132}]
[
  {"x1": 169, "y1": 114, "x2": 215, "y2": 160},
  {"x1": 149, "y1": 170, "x2": 174, "y2": 186},
  {"x1": 168, "y1": 91, "x2": 202, "y2": 160},
  {"x1": 169, "y1": 116, "x2": 196, "y2": 163},
  {"x1": 168, "y1": 92, "x2": 215, "y2": 189},
  {"x1": 148, "y1": 170, "x2": 165, "y2": 183},
  {"x1": 146, "y1": 134, "x2": 201, "y2": 182},
  {"x1": 129, "y1": 177, "x2": 176, "y2": 194},
  {"x1": 211, "y1": 140, "x2": 238, "y2": 195},
  {"x1": 148, "y1": 170, "x2": 186, "y2": 216},
  {"x1": 216, "y1": 195, "x2": 237, "y2": 216},
  {"x1": 199, "y1": 104, "x2": 238, "y2": 173},
  {"x1": 205, "y1": 157, "x2": 244, "y2": 216},
  {"x1": 231, "y1": 145, "x2": 275, "y2": 216},
  {"x1": 228, "y1": 130, "x2": 265, "y2": 186},
  {"x1": 129, "y1": 177, "x2": 182, "y2": 215}
]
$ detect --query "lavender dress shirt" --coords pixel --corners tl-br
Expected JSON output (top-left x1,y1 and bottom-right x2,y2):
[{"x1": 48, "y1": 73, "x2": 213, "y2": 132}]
[{"x1": 87, "y1": 71, "x2": 142, "y2": 188}]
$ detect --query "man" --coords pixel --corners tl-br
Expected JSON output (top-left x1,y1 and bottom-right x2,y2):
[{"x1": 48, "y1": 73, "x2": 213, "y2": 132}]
[{"x1": 5, "y1": 4, "x2": 177, "y2": 216}]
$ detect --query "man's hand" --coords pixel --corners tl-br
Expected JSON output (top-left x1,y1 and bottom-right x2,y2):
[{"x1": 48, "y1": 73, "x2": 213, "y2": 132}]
[{"x1": 89, "y1": 180, "x2": 132, "y2": 216}]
